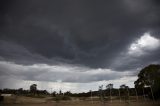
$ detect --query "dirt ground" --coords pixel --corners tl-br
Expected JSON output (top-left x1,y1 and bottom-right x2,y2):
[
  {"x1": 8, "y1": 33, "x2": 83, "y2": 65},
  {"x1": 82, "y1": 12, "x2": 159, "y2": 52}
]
[
  {"x1": 3, "y1": 101, "x2": 160, "y2": 106},
  {"x1": 1, "y1": 96, "x2": 160, "y2": 106}
]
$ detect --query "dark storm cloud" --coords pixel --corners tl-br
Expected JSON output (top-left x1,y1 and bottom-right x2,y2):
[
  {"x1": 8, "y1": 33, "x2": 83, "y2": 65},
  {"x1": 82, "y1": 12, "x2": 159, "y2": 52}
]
[{"x1": 0, "y1": 0, "x2": 160, "y2": 69}]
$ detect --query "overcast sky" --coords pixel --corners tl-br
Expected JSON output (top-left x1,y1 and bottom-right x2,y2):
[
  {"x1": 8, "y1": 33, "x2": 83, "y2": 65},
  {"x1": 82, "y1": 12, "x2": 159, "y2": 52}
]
[{"x1": 0, "y1": 0, "x2": 160, "y2": 93}]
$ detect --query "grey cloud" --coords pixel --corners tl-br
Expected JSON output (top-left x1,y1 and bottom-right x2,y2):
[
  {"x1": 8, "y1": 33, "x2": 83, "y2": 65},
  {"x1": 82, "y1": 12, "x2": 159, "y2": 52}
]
[
  {"x1": 0, "y1": 0, "x2": 159, "y2": 71},
  {"x1": 110, "y1": 35, "x2": 160, "y2": 71},
  {"x1": 0, "y1": 40, "x2": 59, "y2": 65},
  {"x1": 0, "y1": 61, "x2": 134, "y2": 84}
]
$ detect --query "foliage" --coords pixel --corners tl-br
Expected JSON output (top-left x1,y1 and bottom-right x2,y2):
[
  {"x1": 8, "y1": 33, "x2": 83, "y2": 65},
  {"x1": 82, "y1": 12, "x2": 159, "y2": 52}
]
[
  {"x1": 98, "y1": 85, "x2": 105, "y2": 102},
  {"x1": 134, "y1": 64, "x2": 160, "y2": 99},
  {"x1": 30, "y1": 84, "x2": 37, "y2": 95},
  {"x1": 26, "y1": 94, "x2": 46, "y2": 98},
  {"x1": 120, "y1": 84, "x2": 130, "y2": 101},
  {"x1": 53, "y1": 95, "x2": 71, "y2": 102}
]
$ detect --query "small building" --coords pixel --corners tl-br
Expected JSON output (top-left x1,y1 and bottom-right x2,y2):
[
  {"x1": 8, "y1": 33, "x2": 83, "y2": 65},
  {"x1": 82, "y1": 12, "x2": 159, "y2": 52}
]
[{"x1": 1, "y1": 94, "x2": 12, "y2": 97}]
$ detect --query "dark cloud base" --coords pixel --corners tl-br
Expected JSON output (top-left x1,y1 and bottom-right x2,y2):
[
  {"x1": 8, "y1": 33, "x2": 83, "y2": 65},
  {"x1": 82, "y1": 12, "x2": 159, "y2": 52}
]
[{"x1": 0, "y1": 0, "x2": 160, "y2": 70}]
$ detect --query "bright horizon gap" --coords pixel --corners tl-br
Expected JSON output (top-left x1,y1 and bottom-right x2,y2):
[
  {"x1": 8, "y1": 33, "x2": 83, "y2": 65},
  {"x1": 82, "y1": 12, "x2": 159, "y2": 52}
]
[{"x1": 0, "y1": 76, "x2": 137, "y2": 93}]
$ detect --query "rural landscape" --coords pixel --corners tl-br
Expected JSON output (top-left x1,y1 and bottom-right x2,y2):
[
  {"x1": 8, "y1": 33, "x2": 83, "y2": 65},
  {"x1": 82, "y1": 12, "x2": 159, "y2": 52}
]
[
  {"x1": 1, "y1": 64, "x2": 160, "y2": 106},
  {"x1": 0, "y1": 0, "x2": 160, "y2": 106}
]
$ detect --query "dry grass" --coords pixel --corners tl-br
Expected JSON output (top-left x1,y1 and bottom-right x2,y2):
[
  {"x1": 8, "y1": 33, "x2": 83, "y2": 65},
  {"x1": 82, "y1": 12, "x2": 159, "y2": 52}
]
[{"x1": 2, "y1": 96, "x2": 160, "y2": 106}]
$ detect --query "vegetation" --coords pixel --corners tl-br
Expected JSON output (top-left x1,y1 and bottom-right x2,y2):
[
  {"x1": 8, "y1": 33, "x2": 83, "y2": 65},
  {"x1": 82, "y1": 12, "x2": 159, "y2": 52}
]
[
  {"x1": 0, "y1": 64, "x2": 160, "y2": 103},
  {"x1": 134, "y1": 64, "x2": 160, "y2": 100},
  {"x1": 119, "y1": 84, "x2": 130, "y2": 101},
  {"x1": 53, "y1": 95, "x2": 71, "y2": 102},
  {"x1": 30, "y1": 84, "x2": 37, "y2": 95},
  {"x1": 98, "y1": 85, "x2": 105, "y2": 102}
]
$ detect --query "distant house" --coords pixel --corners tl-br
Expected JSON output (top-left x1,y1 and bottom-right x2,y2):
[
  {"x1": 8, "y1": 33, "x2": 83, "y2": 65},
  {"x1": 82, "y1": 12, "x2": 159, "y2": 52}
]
[{"x1": 1, "y1": 94, "x2": 12, "y2": 97}]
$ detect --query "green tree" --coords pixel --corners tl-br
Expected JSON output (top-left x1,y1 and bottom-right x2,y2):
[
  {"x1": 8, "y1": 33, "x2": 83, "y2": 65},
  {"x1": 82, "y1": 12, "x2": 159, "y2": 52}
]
[
  {"x1": 30, "y1": 84, "x2": 37, "y2": 95},
  {"x1": 134, "y1": 64, "x2": 160, "y2": 99},
  {"x1": 120, "y1": 84, "x2": 129, "y2": 101},
  {"x1": 99, "y1": 85, "x2": 105, "y2": 103},
  {"x1": 106, "y1": 84, "x2": 113, "y2": 102}
]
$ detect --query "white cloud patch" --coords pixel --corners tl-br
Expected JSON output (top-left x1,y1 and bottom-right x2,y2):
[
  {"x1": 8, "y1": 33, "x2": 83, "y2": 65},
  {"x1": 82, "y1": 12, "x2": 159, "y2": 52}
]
[
  {"x1": 110, "y1": 32, "x2": 160, "y2": 71},
  {"x1": 128, "y1": 33, "x2": 160, "y2": 56}
]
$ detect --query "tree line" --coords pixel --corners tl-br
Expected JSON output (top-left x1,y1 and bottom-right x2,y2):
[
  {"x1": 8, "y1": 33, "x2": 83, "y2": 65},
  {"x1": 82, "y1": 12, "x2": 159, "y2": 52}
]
[{"x1": 0, "y1": 64, "x2": 160, "y2": 100}]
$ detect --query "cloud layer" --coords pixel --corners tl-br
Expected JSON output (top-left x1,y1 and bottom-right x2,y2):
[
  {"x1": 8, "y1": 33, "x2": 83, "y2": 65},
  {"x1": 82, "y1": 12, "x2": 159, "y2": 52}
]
[
  {"x1": 0, "y1": 0, "x2": 160, "y2": 91},
  {"x1": 0, "y1": 61, "x2": 134, "y2": 83}
]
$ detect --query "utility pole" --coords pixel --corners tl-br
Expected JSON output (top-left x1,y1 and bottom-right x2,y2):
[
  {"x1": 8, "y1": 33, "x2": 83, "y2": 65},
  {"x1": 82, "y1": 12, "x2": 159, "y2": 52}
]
[
  {"x1": 135, "y1": 88, "x2": 138, "y2": 101},
  {"x1": 142, "y1": 80, "x2": 146, "y2": 101},
  {"x1": 110, "y1": 87, "x2": 112, "y2": 103},
  {"x1": 106, "y1": 84, "x2": 113, "y2": 103},
  {"x1": 90, "y1": 90, "x2": 93, "y2": 104},
  {"x1": 50, "y1": 88, "x2": 52, "y2": 95},
  {"x1": 118, "y1": 88, "x2": 121, "y2": 102},
  {"x1": 126, "y1": 86, "x2": 130, "y2": 102},
  {"x1": 149, "y1": 86, "x2": 155, "y2": 102},
  {"x1": 142, "y1": 87, "x2": 146, "y2": 101},
  {"x1": 148, "y1": 79, "x2": 155, "y2": 102},
  {"x1": 99, "y1": 85, "x2": 105, "y2": 106}
]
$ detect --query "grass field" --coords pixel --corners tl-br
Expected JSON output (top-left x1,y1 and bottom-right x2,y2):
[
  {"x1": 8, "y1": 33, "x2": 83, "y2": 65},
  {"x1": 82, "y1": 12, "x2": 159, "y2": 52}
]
[{"x1": 1, "y1": 95, "x2": 160, "y2": 106}]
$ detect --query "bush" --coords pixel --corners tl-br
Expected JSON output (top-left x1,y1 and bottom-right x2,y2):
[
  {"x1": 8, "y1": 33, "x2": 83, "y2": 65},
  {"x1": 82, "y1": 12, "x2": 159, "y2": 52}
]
[
  {"x1": 53, "y1": 95, "x2": 71, "y2": 102},
  {"x1": 25, "y1": 94, "x2": 45, "y2": 98},
  {"x1": 62, "y1": 96, "x2": 71, "y2": 100}
]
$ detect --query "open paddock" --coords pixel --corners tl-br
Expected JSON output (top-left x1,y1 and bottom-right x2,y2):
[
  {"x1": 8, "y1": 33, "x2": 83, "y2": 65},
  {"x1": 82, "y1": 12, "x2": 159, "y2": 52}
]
[{"x1": 1, "y1": 96, "x2": 160, "y2": 106}]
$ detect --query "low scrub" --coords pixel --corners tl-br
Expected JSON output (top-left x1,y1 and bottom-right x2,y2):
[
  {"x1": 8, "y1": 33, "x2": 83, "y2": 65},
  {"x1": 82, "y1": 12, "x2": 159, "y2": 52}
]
[
  {"x1": 25, "y1": 94, "x2": 46, "y2": 98},
  {"x1": 53, "y1": 95, "x2": 71, "y2": 102}
]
